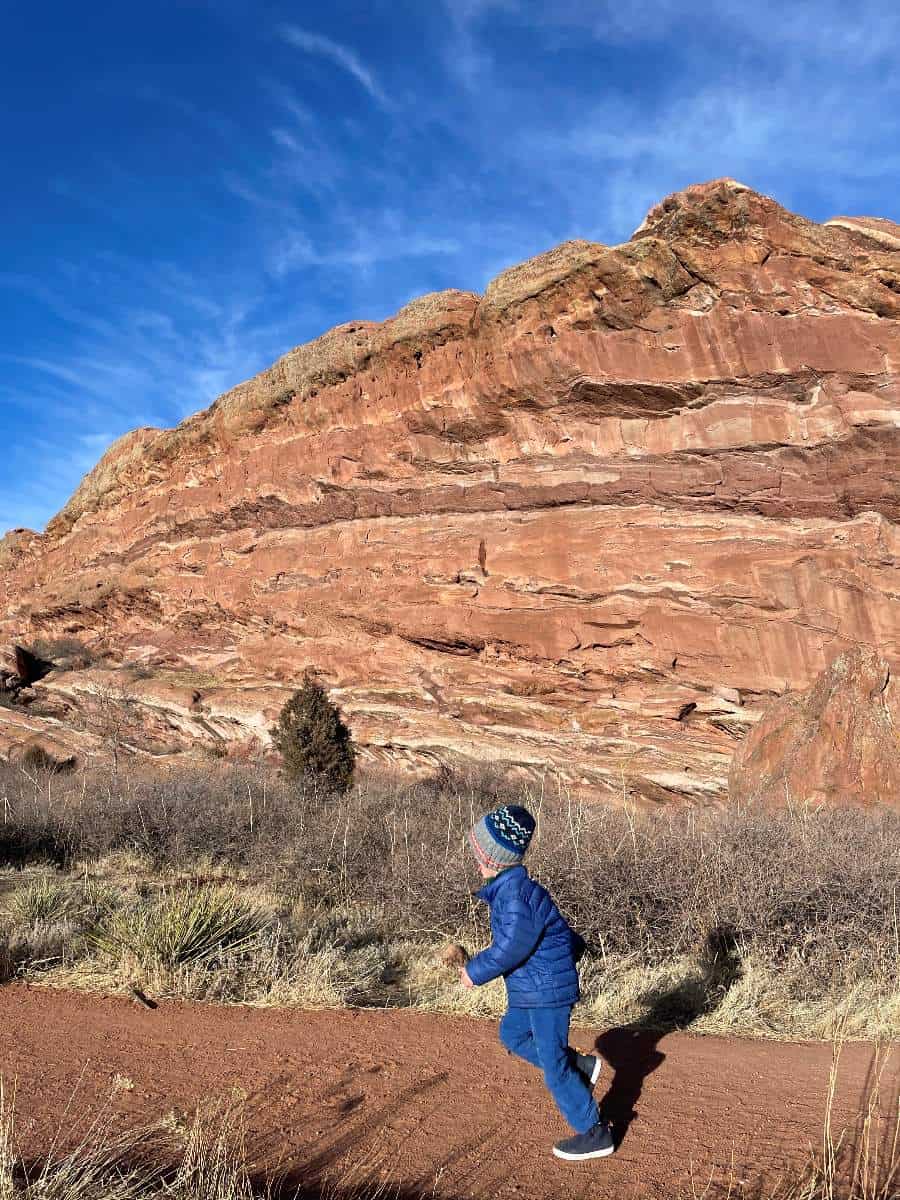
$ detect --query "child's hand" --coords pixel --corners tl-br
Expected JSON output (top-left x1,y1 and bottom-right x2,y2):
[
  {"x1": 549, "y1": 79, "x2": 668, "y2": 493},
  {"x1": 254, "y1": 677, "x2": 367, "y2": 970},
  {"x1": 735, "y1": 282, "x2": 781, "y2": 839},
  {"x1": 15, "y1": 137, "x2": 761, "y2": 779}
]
[
  {"x1": 440, "y1": 942, "x2": 469, "y2": 969},
  {"x1": 459, "y1": 966, "x2": 474, "y2": 989}
]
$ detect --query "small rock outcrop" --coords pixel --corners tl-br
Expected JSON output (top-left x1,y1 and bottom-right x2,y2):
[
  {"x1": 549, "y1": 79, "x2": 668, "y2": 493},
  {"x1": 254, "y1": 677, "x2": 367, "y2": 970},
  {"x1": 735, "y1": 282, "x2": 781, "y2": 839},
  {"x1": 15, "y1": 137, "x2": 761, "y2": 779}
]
[{"x1": 730, "y1": 647, "x2": 900, "y2": 807}]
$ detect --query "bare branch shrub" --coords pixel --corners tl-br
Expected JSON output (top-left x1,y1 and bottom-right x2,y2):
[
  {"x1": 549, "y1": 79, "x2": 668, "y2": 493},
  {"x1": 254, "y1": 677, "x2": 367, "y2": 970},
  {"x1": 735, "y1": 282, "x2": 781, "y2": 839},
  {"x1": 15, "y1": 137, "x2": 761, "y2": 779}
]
[{"x1": 29, "y1": 636, "x2": 101, "y2": 671}]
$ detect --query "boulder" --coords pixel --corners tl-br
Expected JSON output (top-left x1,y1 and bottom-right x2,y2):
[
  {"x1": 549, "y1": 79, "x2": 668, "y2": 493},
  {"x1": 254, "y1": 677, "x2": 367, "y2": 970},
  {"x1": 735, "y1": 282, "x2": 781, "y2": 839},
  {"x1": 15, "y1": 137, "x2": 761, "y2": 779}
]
[{"x1": 729, "y1": 646, "x2": 900, "y2": 808}]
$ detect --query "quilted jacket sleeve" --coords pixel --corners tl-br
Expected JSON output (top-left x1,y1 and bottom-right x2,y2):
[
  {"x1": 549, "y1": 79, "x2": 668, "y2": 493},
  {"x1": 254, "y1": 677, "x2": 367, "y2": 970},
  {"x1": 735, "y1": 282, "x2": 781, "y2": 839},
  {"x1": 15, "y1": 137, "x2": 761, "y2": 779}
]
[{"x1": 466, "y1": 893, "x2": 544, "y2": 986}]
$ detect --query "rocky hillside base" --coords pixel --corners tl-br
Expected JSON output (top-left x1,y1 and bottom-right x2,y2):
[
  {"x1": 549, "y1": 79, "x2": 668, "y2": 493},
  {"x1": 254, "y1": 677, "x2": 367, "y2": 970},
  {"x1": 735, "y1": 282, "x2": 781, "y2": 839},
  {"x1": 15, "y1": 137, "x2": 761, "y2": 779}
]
[{"x1": 1, "y1": 178, "x2": 899, "y2": 805}]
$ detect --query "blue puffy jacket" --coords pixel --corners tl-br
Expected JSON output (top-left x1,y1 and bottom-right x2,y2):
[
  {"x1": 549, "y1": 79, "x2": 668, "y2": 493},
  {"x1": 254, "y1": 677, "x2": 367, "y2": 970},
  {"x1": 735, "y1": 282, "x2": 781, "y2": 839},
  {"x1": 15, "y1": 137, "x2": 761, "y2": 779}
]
[{"x1": 466, "y1": 865, "x2": 583, "y2": 1008}]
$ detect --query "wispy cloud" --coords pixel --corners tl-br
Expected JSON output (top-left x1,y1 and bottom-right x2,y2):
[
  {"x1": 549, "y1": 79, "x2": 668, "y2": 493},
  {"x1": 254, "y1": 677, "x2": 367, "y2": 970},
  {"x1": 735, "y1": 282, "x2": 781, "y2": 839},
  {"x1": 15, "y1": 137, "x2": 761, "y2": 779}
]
[
  {"x1": 270, "y1": 225, "x2": 462, "y2": 278},
  {"x1": 518, "y1": 77, "x2": 900, "y2": 244},
  {"x1": 476, "y1": 0, "x2": 900, "y2": 60},
  {"x1": 264, "y1": 81, "x2": 318, "y2": 127},
  {"x1": 279, "y1": 26, "x2": 392, "y2": 109},
  {"x1": 131, "y1": 84, "x2": 241, "y2": 142},
  {"x1": 0, "y1": 275, "x2": 118, "y2": 340},
  {"x1": 438, "y1": 0, "x2": 900, "y2": 242},
  {"x1": 0, "y1": 250, "x2": 322, "y2": 530},
  {"x1": 266, "y1": 124, "x2": 345, "y2": 196},
  {"x1": 223, "y1": 172, "x2": 300, "y2": 216}
]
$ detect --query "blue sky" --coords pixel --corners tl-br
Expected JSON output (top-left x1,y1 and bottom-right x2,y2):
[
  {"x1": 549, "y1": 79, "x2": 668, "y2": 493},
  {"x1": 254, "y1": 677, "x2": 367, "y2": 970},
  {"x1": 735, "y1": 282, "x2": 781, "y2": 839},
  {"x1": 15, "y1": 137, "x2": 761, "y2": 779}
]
[{"x1": 2, "y1": 0, "x2": 899, "y2": 534}]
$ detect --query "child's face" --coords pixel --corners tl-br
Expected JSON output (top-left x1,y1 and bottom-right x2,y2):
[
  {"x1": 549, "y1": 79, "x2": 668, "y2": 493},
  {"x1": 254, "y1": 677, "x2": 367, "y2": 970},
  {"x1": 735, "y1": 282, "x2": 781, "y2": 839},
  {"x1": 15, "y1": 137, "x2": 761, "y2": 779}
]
[{"x1": 476, "y1": 860, "x2": 497, "y2": 880}]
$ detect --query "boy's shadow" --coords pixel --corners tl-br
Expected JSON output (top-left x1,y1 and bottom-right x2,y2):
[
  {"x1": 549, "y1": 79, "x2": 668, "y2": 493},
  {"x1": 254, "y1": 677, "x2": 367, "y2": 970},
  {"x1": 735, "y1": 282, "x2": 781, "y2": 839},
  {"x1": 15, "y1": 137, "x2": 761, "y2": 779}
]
[{"x1": 592, "y1": 925, "x2": 742, "y2": 1149}]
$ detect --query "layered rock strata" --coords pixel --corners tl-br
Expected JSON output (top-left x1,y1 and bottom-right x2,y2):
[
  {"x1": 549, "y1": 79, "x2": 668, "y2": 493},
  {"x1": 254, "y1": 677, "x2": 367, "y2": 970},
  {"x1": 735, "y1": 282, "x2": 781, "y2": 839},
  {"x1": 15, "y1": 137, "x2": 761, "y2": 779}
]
[{"x1": 1, "y1": 179, "x2": 898, "y2": 802}]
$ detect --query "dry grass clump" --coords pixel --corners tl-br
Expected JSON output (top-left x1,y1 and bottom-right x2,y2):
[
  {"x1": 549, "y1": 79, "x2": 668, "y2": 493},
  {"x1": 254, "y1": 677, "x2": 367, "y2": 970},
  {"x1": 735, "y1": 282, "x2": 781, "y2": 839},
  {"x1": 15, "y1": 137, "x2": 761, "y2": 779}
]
[
  {"x1": 0, "y1": 760, "x2": 897, "y2": 1037},
  {"x1": 0, "y1": 1086, "x2": 261, "y2": 1199},
  {"x1": 0, "y1": 1082, "x2": 434, "y2": 1199},
  {"x1": 166, "y1": 1106, "x2": 257, "y2": 1200}
]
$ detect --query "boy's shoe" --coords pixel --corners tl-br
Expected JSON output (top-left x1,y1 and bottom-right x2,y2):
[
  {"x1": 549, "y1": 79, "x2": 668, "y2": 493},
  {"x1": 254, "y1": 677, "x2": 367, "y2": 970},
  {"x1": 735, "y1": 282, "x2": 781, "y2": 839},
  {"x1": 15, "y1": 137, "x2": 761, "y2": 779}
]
[
  {"x1": 552, "y1": 1121, "x2": 615, "y2": 1161},
  {"x1": 574, "y1": 1052, "x2": 603, "y2": 1088}
]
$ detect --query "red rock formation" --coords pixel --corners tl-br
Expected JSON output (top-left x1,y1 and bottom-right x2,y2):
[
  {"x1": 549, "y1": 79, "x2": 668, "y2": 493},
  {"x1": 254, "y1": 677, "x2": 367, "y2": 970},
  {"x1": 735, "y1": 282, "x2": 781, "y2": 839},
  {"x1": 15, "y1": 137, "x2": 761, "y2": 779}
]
[
  {"x1": 730, "y1": 646, "x2": 900, "y2": 806},
  {"x1": 1, "y1": 179, "x2": 898, "y2": 802}
]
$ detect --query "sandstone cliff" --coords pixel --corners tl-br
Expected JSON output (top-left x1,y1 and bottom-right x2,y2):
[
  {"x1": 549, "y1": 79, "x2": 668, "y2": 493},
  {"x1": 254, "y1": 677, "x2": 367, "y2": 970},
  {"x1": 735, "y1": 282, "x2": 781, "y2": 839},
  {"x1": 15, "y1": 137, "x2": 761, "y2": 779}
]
[{"x1": 2, "y1": 179, "x2": 898, "y2": 803}]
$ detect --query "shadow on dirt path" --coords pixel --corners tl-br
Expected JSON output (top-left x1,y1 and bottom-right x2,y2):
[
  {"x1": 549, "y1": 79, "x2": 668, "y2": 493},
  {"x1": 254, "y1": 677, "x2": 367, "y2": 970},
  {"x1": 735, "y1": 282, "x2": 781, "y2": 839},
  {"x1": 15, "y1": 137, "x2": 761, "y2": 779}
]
[
  {"x1": 272, "y1": 1071, "x2": 450, "y2": 1186},
  {"x1": 596, "y1": 925, "x2": 743, "y2": 1148}
]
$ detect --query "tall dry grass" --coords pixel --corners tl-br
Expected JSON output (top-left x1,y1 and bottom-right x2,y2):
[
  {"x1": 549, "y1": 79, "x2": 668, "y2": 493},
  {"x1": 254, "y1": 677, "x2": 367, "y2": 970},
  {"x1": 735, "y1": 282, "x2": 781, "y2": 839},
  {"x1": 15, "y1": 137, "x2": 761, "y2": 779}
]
[
  {"x1": 0, "y1": 760, "x2": 897, "y2": 1037},
  {"x1": 0, "y1": 1084, "x2": 260, "y2": 1199}
]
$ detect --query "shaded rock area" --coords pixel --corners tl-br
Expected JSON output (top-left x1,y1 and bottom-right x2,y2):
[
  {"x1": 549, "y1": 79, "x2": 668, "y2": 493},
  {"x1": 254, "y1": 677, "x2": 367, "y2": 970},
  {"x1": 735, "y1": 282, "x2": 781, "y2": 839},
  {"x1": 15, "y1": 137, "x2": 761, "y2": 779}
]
[
  {"x1": 14, "y1": 644, "x2": 51, "y2": 685},
  {"x1": 1, "y1": 179, "x2": 899, "y2": 802},
  {"x1": 0, "y1": 646, "x2": 46, "y2": 706},
  {"x1": 730, "y1": 646, "x2": 900, "y2": 807}
]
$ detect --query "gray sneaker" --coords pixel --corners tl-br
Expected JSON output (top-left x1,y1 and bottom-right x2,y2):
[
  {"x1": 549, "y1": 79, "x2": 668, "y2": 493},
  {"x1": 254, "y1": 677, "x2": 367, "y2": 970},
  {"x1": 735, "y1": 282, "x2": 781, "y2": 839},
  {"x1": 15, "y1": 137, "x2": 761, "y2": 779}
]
[
  {"x1": 553, "y1": 1121, "x2": 615, "y2": 1161},
  {"x1": 574, "y1": 1051, "x2": 603, "y2": 1089}
]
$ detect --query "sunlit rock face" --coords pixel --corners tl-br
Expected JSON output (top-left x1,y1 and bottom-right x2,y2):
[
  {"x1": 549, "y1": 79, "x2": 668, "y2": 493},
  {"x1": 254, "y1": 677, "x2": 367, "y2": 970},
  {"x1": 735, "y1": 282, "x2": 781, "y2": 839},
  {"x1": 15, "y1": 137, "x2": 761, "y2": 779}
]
[
  {"x1": 2, "y1": 179, "x2": 898, "y2": 803},
  {"x1": 730, "y1": 646, "x2": 900, "y2": 808}
]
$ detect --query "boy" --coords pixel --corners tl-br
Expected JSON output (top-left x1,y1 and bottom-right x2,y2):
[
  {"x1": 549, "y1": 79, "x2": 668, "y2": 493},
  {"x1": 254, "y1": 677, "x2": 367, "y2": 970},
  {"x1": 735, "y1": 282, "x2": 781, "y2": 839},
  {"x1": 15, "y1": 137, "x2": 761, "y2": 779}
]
[{"x1": 459, "y1": 804, "x2": 614, "y2": 1162}]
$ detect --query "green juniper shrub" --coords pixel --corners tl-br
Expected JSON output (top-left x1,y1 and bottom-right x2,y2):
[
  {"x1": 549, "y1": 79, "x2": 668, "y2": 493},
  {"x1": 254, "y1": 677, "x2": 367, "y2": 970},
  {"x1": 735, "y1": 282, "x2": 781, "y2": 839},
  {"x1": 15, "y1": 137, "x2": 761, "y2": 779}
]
[{"x1": 271, "y1": 674, "x2": 356, "y2": 794}]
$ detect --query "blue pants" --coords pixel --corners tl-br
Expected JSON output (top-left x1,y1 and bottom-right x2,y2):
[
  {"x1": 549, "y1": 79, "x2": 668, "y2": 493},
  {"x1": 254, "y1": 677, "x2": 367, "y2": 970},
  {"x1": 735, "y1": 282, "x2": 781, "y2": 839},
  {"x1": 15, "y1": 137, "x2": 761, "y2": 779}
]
[{"x1": 499, "y1": 1005, "x2": 599, "y2": 1134}]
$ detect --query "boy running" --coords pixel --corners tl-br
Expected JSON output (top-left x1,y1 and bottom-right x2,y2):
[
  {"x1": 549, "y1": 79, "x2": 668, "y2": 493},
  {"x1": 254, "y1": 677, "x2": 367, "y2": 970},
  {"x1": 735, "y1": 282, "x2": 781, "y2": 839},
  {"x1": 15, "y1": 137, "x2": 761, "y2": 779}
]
[{"x1": 459, "y1": 804, "x2": 614, "y2": 1162}]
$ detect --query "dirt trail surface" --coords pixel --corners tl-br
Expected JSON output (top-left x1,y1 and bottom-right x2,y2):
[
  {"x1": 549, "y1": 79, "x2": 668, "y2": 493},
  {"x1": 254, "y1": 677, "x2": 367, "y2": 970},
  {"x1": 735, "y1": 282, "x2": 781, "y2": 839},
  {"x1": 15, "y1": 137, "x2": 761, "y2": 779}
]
[{"x1": 1, "y1": 985, "x2": 897, "y2": 1199}]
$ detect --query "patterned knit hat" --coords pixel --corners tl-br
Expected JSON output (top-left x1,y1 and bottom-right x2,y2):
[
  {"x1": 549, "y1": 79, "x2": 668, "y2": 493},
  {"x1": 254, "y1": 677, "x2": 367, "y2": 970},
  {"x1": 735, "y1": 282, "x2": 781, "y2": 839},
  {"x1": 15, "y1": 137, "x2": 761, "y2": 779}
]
[{"x1": 468, "y1": 805, "x2": 536, "y2": 871}]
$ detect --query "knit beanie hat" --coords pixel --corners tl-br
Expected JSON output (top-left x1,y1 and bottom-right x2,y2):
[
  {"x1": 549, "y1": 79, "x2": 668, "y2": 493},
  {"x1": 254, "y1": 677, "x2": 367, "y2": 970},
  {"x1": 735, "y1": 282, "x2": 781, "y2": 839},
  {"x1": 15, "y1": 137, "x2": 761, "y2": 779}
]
[{"x1": 468, "y1": 805, "x2": 536, "y2": 871}]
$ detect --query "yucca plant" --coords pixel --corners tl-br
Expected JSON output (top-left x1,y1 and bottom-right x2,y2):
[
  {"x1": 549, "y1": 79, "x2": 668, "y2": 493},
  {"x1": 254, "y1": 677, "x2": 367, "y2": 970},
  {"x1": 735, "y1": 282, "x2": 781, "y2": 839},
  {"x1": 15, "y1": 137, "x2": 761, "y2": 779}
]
[
  {"x1": 77, "y1": 877, "x2": 124, "y2": 921},
  {"x1": 9, "y1": 878, "x2": 70, "y2": 926},
  {"x1": 88, "y1": 886, "x2": 270, "y2": 972}
]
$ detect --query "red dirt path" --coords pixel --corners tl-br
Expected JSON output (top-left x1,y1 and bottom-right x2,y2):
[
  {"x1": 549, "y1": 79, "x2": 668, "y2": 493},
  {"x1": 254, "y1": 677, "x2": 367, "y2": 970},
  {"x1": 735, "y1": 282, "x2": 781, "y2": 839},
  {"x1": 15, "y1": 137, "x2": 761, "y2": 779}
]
[{"x1": 1, "y1": 985, "x2": 897, "y2": 1199}]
